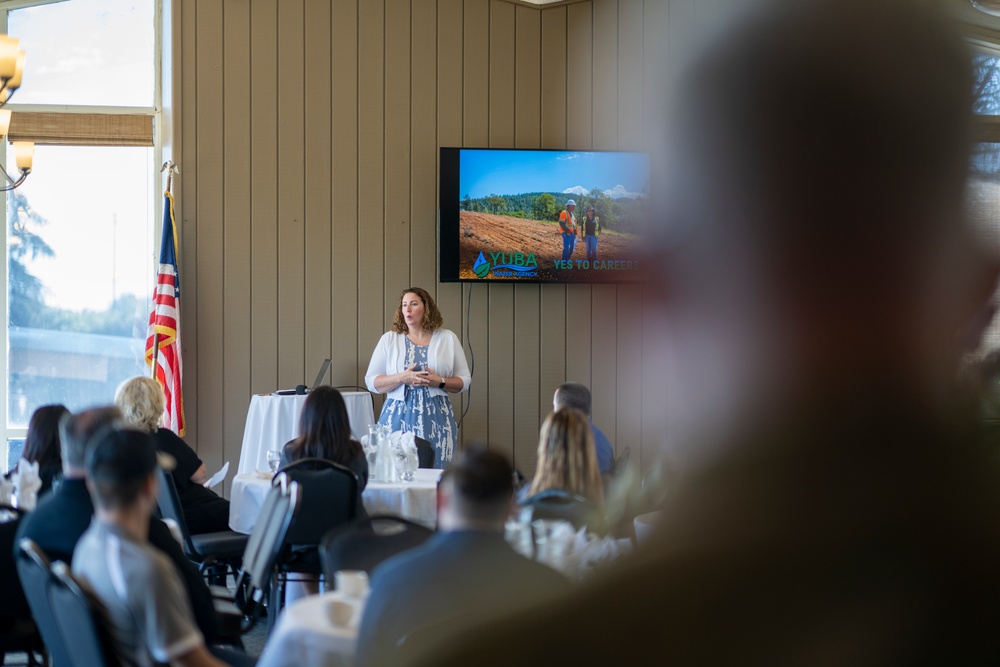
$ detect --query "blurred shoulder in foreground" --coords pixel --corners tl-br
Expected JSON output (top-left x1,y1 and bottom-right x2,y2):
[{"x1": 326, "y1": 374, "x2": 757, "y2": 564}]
[{"x1": 424, "y1": 0, "x2": 1000, "y2": 663}]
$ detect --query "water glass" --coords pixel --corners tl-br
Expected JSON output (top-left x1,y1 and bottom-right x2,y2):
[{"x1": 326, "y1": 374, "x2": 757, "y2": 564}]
[{"x1": 266, "y1": 449, "x2": 281, "y2": 473}]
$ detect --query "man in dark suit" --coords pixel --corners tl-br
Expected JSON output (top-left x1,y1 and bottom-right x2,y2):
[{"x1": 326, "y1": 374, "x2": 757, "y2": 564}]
[
  {"x1": 15, "y1": 406, "x2": 227, "y2": 644},
  {"x1": 356, "y1": 449, "x2": 569, "y2": 666},
  {"x1": 429, "y1": 0, "x2": 1000, "y2": 664}
]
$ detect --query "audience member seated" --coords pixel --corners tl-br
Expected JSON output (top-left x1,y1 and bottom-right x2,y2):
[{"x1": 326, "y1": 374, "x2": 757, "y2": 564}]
[
  {"x1": 520, "y1": 409, "x2": 605, "y2": 519},
  {"x1": 553, "y1": 383, "x2": 613, "y2": 474},
  {"x1": 15, "y1": 407, "x2": 227, "y2": 645},
  {"x1": 356, "y1": 448, "x2": 569, "y2": 667},
  {"x1": 279, "y1": 386, "x2": 368, "y2": 490},
  {"x1": 115, "y1": 376, "x2": 231, "y2": 534},
  {"x1": 7, "y1": 404, "x2": 69, "y2": 497},
  {"x1": 72, "y1": 427, "x2": 254, "y2": 667}
]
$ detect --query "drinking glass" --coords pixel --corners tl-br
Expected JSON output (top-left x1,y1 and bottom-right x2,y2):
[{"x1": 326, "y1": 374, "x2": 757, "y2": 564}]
[{"x1": 266, "y1": 449, "x2": 281, "y2": 473}]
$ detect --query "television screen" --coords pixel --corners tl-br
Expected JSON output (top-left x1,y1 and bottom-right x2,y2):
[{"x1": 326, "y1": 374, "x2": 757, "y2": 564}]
[{"x1": 439, "y1": 148, "x2": 650, "y2": 283}]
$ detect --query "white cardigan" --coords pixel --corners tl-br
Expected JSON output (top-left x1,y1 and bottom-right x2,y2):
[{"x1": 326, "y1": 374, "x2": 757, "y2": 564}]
[{"x1": 364, "y1": 329, "x2": 472, "y2": 400}]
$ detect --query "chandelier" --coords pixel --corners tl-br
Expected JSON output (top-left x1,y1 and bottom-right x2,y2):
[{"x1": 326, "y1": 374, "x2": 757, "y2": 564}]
[{"x1": 0, "y1": 34, "x2": 31, "y2": 191}]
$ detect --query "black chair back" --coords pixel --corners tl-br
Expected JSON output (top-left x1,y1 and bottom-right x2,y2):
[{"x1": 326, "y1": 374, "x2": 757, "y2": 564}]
[
  {"x1": 155, "y1": 465, "x2": 247, "y2": 586},
  {"x1": 2, "y1": 511, "x2": 45, "y2": 666},
  {"x1": 232, "y1": 475, "x2": 300, "y2": 632},
  {"x1": 518, "y1": 489, "x2": 594, "y2": 530},
  {"x1": 47, "y1": 562, "x2": 117, "y2": 667},
  {"x1": 273, "y1": 457, "x2": 360, "y2": 546},
  {"x1": 0, "y1": 507, "x2": 29, "y2": 622},
  {"x1": 15, "y1": 539, "x2": 63, "y2": 666},
  {"x1": 269, "y1": 458, "x2": 360, "y2": 625},
  {"x1": 320, "y1": 515, "x2": 433, "y2": 578},
  {"x1": 414, "y1": 437, "x2": 435, "y2": 469},
  {"x1": 154, "y1": 465, "x2": 197, "y2": 555}
]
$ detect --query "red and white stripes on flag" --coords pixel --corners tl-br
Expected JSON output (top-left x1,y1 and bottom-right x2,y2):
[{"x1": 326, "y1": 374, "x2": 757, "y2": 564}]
[{"x1": 145, "y1": 189, "x2": 186, "y2": 436}]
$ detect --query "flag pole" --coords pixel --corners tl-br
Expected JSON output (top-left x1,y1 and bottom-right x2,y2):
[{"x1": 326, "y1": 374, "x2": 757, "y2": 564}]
[{"x1": 151, "y1": 161, "x2": 179, "y2": 379}]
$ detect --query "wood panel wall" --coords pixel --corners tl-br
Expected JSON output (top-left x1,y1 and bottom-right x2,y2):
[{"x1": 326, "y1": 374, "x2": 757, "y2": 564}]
[{"x1": 171, "y1": 0, "x2": 721, "y2": 492}]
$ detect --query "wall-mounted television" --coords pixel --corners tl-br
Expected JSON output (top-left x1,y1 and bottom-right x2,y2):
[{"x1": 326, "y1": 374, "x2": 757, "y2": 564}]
[{"x1": 439, "y1": 148, "x2": 650, "y2": 284}]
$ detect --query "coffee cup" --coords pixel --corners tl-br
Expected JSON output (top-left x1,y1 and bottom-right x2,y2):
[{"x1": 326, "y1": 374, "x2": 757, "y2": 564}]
[
  {"x1": 326, "y1": 599, "x2": 355, "y2": 627},
  {"x1": 334, "y1": 569, "x2": 369, "y2": 598}
]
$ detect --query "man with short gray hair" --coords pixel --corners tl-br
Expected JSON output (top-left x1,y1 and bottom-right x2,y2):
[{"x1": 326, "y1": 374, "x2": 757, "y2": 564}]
[{"x1": 553, "y1": 382, "x2": 614, "y2": 474}]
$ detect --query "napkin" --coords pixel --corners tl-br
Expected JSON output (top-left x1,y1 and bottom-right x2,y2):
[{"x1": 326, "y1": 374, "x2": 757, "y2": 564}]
[
  {"x1": 12, "y1": 459, "x2": 42, "y2": 511},
  {"x1": 0, "y1": 475, "x2": 13, "y2": 506}
]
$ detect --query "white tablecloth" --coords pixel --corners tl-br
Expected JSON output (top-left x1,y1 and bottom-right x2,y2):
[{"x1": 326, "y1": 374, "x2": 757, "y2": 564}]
[
  {"x1": 237, "y1": 392, "x2": 376, "y2": 475},
  {"x1": 229, "y1": 468, "x2": 443, "y2": 534},
  {"x1": 257, "y1": 590, "x2": 364, "y2": 667}
]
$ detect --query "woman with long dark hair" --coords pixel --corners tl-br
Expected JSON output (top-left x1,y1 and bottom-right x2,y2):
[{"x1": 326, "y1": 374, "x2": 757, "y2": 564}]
[
  {"x1": 280, "y1": 386, "x2": 368, "y2": 489},
  {"x1": 16, "y1": 404, "x2": 69, "y2": 496}
]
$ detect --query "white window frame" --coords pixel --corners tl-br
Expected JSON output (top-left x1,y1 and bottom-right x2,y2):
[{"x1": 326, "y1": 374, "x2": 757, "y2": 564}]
[{"x1": 0, "y1": 0, "x2": 163, "y2": 453}]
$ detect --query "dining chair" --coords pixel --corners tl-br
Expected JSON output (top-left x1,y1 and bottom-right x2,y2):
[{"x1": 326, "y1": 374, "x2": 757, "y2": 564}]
[
  {"x1": 518, "y1": 489, "x2": 594, "y2": 530},
  {"x1": 155, "y1": 466, "x2": 248, "y2": 586},
  {"x1": 414, "y1": 436, "x2": 435, "y2": 469},
  {"x1": 15, "y1": 539, "x2": 63, "y2": 667},
  {"x1": 320, "y1": 515, "x2": 433, "y2": 577},
  {"x1": 19, "y1": 541, "x2": 118, "y2": 667},
  {"x1": 269, "y1": 457, "x2": 360, "y2": 625},
  {"x1": 1, "y1": 509, "x2": 45, "y2": 667},
  {"x1": 229, "y1": 474, "x2": 300, "y2": 634}
]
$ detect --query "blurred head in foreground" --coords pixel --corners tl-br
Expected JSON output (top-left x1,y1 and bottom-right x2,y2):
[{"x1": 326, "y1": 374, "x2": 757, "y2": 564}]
[
  {"x1": 85, "y1": 427, "x2": 159, "y2": 514},
  {"x1": 437, "y1": 448, "x2": 514, "y2": 531},
  {"x1": 656, "y1": 0, "x2": 998, "y2": 462}
]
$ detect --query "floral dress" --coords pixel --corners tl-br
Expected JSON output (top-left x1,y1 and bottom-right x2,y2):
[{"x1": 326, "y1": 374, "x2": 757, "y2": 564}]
[{"x1": 376, "y1": 338, "x2": 458, "y2": 468}]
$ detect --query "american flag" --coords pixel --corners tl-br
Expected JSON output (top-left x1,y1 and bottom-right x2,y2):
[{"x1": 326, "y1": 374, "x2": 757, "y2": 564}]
[{"x1": 145, "y1": 189, "x2": 186, "y2": 436}]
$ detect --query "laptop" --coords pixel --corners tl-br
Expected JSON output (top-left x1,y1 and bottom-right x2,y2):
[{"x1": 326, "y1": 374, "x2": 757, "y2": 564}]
[{"x1": 272, "y1": 358, "x2": 332, "y2": 395}]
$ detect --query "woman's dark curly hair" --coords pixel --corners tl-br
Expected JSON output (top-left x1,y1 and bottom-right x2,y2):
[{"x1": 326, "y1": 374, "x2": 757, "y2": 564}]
[{"x1": 391, "y1": 287, "x2": 443, "y2": 334}]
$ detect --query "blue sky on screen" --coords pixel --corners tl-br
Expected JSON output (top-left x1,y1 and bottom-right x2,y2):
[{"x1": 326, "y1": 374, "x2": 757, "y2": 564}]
[{"x1": 460, "y1": 149, "x2": 649, "y2": 200}]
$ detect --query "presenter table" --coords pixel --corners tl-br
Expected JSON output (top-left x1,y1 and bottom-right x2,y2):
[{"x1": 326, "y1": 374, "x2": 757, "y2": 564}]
[
  {"x1": 229, "y1": 468, "x2": 443, "y2": 534},
  {"x1": 237, "y1": 392, "x2": 375, "y2": 475}
]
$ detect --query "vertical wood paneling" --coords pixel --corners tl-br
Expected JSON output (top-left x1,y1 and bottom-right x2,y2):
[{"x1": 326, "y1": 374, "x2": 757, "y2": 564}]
[
  {"x1": 222, "y1": 0, "x2": 251, "y2": 490},
  {"x1": 331, "y1": 0, "x2": 359, "y2": 386},
  {"x1": 487, "y1": 0, "x2": 516, "y2": 460},
  {"x1": 435, "y1": 1, "x2": 465, "y2": 443},
  {"x1": 304, "y1": 0, "x2": 333, "y2": 379},
  {"x1": 512, "y1": 6, "x2": 542, "y2": 475},
  {"x1": 411, "y1": 4, "x2": 438, "y2": 293},
  {"x1": 176, "y1": 0, "x2": 677, "y2": 483},
  {"x1": 459, "y1": 0, "x2": 491, "y2": 447},
  {"x1": 614, "y1": 0, "x2": 644, "y2": 460},
  {"x1": 178, "y1": 0, "x2": 199, "y2": 450},
  {"x1": 590, "y1": 0, "x2": 619, "y2": 448},
  {"x1": 539, "y1": 6, "x2": 567, "y2": 438},
  {"x1": 194, "y1": 1, "x2": 224, "y2": 466},
  {"x1": 642, "y1": 0, "x2": 669, "y2": 473},
  {"x1": 249, "y1": 0, "x2": 279, "y2": 397},
  {"x1": 358, "y1": 0, "x2": 387, "y2": 395},
  {"x1": 276, "y1": 0, "x2": 306, "y2": 390},
  {"x1": 565, "y1": 1, "x2": 594, "y2": 391},
  {"x1": 384, "y1": 0, "x2": 412, "y2": 316}
]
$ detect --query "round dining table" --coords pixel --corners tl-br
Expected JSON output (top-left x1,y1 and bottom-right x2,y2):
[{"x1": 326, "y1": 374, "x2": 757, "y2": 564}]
[
  {"x1": 256, "y1": 590, "x2": 365, "y2": 667},
  {"x1": 229, "y1": 468, "x2": 443, "y2": 534}
]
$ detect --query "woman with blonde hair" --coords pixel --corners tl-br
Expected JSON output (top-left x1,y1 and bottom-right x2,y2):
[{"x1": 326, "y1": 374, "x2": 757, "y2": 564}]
[
  {"x1": 115, "y1": 376, "x2": 231, "y2": 534},
  {"x1": 525, "y1": 408, "x2": 604, "y2": 509}
]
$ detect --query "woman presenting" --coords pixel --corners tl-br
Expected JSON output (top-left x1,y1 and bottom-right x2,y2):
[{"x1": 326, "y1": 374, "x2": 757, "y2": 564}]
[{"x1": 365, "y1": 287, "x2": 471, "y2": 467}]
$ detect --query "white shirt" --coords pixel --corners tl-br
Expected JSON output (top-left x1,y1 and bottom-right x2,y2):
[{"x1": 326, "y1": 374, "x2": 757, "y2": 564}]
[{"x1": 365, "y1": 329, "x2": 472, "y2": 401}]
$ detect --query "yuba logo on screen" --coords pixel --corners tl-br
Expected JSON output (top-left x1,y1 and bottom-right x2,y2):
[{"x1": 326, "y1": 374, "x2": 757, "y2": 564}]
[{"x1": 472, "y1": 251, "x2": 538, "y2": 279}]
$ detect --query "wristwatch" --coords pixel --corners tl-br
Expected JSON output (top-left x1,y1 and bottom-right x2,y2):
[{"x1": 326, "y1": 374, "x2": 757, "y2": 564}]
[{"x1": 438, "y1": 380, "x2": 446, "y2": 389}]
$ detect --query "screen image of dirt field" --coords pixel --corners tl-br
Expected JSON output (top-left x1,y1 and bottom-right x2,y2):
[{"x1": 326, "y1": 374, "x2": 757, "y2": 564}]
[{"x1": 458, "y1": 149, "x2": 649, "y2": 283}]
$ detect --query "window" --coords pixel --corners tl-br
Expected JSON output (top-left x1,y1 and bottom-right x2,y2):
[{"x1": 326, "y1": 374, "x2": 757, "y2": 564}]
[{"x1": 0, "y1": 0, "x2": 160, "y2": 470}]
